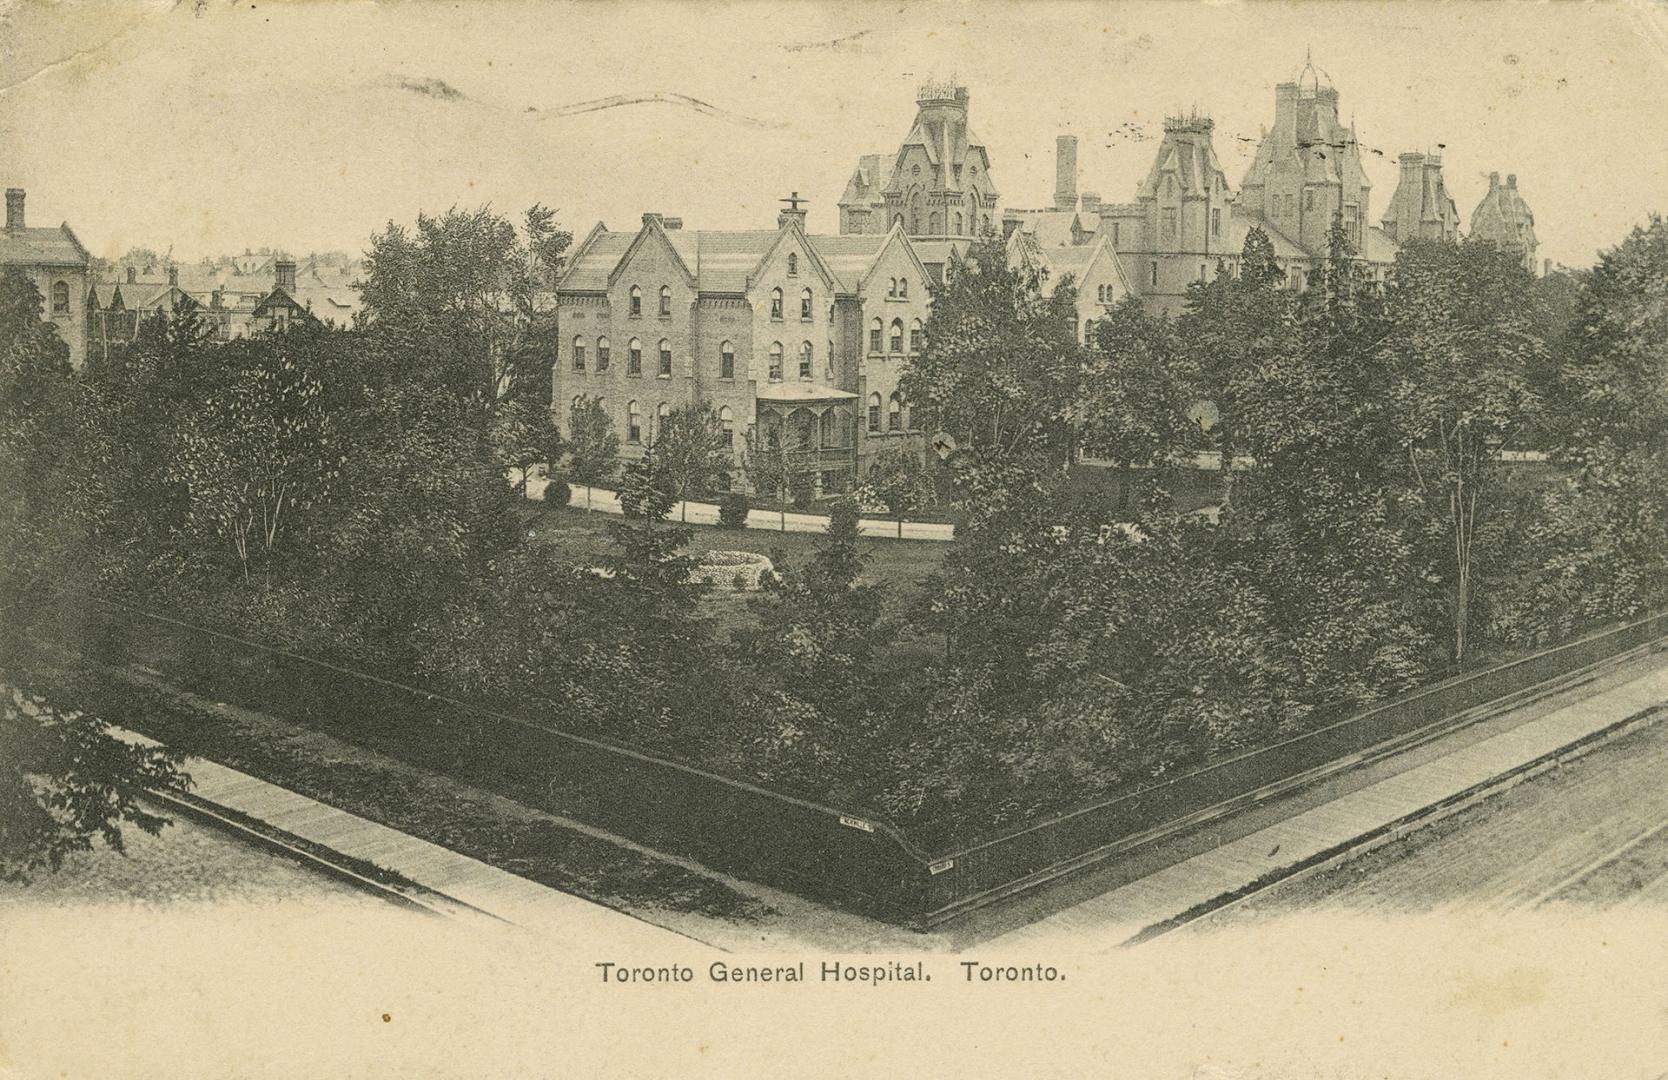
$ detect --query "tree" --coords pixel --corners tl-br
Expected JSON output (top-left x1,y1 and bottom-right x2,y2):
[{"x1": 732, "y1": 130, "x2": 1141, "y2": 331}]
[
  {"x1": 649, "y1": 403, "x2": 731, "y2": 522},
  {"x1": 862, "y1": 446, "x2": 936, "y2": 537},
  {"x1": 901, "y1": 237, "x2": 1085, "y2": 476},
  {"x1": 168, "y1": 350, "x2": 343, "y2": 582},
  {"x1": 0, "y1": 689, "x2": 190, "y2": 884},
  {"x1": 1382, "y1": 238, "x2": 1544, "y2": 663},
  {"x1": 565, "y1": 395, "x2": 620, "y2": 509},
  {"x1": 1085, "y1": 295, "x2": 1193, "y2": 511},
  {"x1": 493, "y1": 397, "x2": 561, "y2": 498}
]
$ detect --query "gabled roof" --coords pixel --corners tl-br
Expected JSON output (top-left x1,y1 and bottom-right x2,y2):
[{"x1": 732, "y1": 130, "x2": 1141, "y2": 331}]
[
  {"x1": 1362, "y1": 225, "x2": 1400, "y2": 265},
  {"x1": 745, "y1": 222, "x2": 839, "y2": 293},
  {"x1": 808, "y1": 221, "x2": 928, "y2": 295},
  {"x1": 1015, "y1": 228, "x2": 1133, "y2": 300},
  {"x1": 1228, "y1": 206, "x2": 1311, "y2": 260},
  {"x1": 0, "y1": 224, "x2": 91, "y2": 268},
  {"x1": 607, "y1": 216, "x2": 697, "y2": 289},
  {"x1": 558, "y1": 222, "x2": 632, "y2": 292}
]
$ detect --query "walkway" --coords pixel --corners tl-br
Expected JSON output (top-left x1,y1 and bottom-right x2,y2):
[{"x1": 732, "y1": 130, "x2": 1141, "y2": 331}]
[
  {"x1": 988, "y1": 656, "x2": 1668, "y2": 951},
  {"x1": 530, "y1": 476, "x2": 956, "y2": 541},
  {"x1": 114, "y1": 729, "x2": 698, "y2": 949}
]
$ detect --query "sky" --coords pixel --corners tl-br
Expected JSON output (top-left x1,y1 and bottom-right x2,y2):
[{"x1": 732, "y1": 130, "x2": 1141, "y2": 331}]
[{"x1": 1, "y1": 0, "x2": 1665, "y2": 268}]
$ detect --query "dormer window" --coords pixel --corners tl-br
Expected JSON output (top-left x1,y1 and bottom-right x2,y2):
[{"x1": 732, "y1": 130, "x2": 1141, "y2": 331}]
[
  {"x1": 629, "y1": 285, "x2": 642, "y2": 316},
  {"x1": 787, "y1": 253, "x2": 798, "y2": 276},
  {"x1": 770, "y1": 288, "x2": 783, "y2": 320}
]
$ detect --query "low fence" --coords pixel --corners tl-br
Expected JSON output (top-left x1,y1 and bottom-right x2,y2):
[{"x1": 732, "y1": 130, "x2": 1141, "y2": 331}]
[{"x1": 10, "y1": 592, "x2": 1668, "y2": 924}]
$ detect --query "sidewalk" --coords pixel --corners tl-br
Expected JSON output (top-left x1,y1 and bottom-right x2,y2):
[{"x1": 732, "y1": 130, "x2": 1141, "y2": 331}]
[
  {"x1": 116, "y1": 729, "x2": 700, "y2": 949},
  {"x1": 988, "y1": 656, "x2": 1668, "y2": 951},
  {"x1": 530, "y1": 476, "x2": 956, "y2": 541}
]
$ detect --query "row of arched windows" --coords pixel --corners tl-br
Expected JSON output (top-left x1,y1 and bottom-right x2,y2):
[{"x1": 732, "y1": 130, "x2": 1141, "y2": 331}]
[
  {"x1": 627, "y1": 284, "x2": 675, "y2": 318},
  {"x1": 868, "y1": 317, "x2": 924, "y2": 355},
  {"x1": 865, "y1": 391, "x2": 908, "y2": 433},
  {"x1": 769, "y1": 286, "x2": 816, "y2": 322},
  {"x1": 572, "y1": 335, "x2": 673, "y2": 377},
  {"x1": 571, "y1": 393, "x2": 739, "y2": 451},
  {"x1": 886, "y1": 277, "x2": 910, "y2": 298}
]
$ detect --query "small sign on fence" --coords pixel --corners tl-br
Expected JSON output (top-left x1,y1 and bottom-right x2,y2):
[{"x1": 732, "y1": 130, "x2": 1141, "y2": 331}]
[
  {"x1": 929, "y1": 858, "x2": 956, "y2": 875},
  {"x1": 838, "y1": 815, "x2": 875, "y2": 833}
]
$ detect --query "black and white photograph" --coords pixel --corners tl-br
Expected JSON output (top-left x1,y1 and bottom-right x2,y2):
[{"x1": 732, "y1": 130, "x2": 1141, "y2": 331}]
[{"x1": 4, "y1": 2, "x2": 1668, "y2": 1076}]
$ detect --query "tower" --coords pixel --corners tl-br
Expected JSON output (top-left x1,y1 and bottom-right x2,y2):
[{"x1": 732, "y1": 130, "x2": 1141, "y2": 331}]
[
  {"x1": 1469, "y1": 172, "x2": 1538, "y2": 273},
  {"x1": 1380, "y1": 152, "x2": 1461, "y2": 243}
]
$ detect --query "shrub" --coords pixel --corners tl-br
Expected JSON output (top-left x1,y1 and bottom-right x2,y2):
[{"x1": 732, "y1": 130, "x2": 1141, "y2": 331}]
[
  {"x1": 791, "y1": 478, "x2": 816, "y2": 512},
  {"x1": 543, "y1": 473, "x2": 572, "y2": 507},
  {"x1": 718, "y1": 492, "x2": 750, "y2": 529}
]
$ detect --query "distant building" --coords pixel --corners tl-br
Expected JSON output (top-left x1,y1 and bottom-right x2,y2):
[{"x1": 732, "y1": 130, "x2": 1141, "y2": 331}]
[
  {"x1": 0, "y1": 187, "x2": 92, "y2": 367},
  {"x1": 836, "y1": 81, "x2": 1000, "y2": 251},
  {"x1": 1380, "y1": 152, "x2": 1462, "y2": 244},
  {"x1": 1469, "y1": 172, "x2": 1538, "y2": 273},
  {"x1": 553, "y1": 200, "x2": 932, "y2": 494}
]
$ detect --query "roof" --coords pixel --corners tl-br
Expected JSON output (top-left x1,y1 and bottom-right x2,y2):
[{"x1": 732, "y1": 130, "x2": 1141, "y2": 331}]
[
  {"x1": 0, "y1": 224, "x2": 91, "y2": 268},
  {"x1": 1228, "y1": 206, "x2": 1311, "y2": 260},
  {"x1": 755, "y1": 382, "x2": 857, "y2": 403},
  {"x1": 1362, "y1": 226, "x2": 1400, "y2": 265},
  {"x1": 560, "y1": 227, "x2": 635, "y2": 292},
  {"x1": 1469, "y1": 176, "x2": 1537, "y2": 252},
  {"x1": 838, "y1": 153, "x2": 892, "y2": 210}
]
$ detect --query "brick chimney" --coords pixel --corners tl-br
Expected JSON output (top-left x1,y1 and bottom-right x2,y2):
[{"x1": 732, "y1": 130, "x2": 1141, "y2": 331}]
[
  {"x1": 777, "y1": 192, "x2": 808, "y2": 230},
  {"x1": 5, "y1": 188, "x2": 23, "y2": 230},
  {"x1": 1488, "y1": 171, "x2": 1500, "y2": 190},
  {"x1": 126, "y1": 266, "x2": 137, "y2": 284},
  {"x1": 274, "y1": 259, "x2": 296, "y2": 292},
  {"x1": 1055, "y1": 136, "x2": 1078, "y2": 211},
  {"x1": 168, "y1": 265, "x2": 178, "y2": 287}
]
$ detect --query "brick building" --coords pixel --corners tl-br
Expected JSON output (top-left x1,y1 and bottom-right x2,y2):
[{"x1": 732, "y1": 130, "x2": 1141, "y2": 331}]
[{"x1": 0, "y1": 188, "x2": 92, "y2": 367}]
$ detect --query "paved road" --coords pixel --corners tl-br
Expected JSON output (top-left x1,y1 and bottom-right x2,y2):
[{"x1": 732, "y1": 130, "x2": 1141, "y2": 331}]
[
  {"x1": 1197, "y1": 707, "x2": 1668, "y2": 926},
  {"x1": 0, "y1": 796, "x2": 391, "y2": 910}
]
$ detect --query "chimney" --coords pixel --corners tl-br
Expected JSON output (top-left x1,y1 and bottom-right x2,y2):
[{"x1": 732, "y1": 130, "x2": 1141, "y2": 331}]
[
  {"x1": 777, "y1": 192, "x2": 808, "y2": 231},
  {"x1": 1080, "y1": 191, "x2": 1102, "y2": 214},
  {"x1": 1507, "y1": 174, "x2": 1517, "y2": 190},
  {"x1": 1489, "y1": 171, "x2": 1500, "y2": 190},
  {"x1": 661, "y1": 217, "x2": 683, "y2": 230},
  {"x1": 5, "y1": 188, "x2": 23, "y2": 230},
  {"x1": 275, "y1": 259, "x2": 296, "y2": 292},
  {"x1": 126, "y1": 266, "x2": 137, "y2": 284},
  {"x1": 1273, "y1": 83, "x2": 1299, "y2": 135},
  {"x1": 641, "y1": 212, "x2": 664, "y2": 229},
  {"x1": 1055, "y1": 135, "x2": 1078, "y2": 211},
  {"x1": 168, "y1": 266, "x2": 178, "y2": 287},
  {"x1": 211, "y1": 288, "x2": 223, "y2": 310}
]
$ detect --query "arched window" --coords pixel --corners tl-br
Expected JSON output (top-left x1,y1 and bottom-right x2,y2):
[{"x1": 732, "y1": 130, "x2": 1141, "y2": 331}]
[
  {"x1": 627, "y1": 400, "x2": 642, "y2": 444},
  {"x1": 800, "y1": 287, "x2": 813, "y2": 321},
  {"x1": 718, "y1": 405, "x2": 735, "y2": 447},
  {"x1": 888, "y1": 392, "x2": 902, "y2": 432},
  {"x1": 656, "y1": 402, "x2": 670, "y2": 442},
  {"x1": 571, "y1": 335, "x2": 586, "y2": 372},
  {"x1": 659, "y1": 285, "x2": 671, "y2": 316},
  {"x1": 889, "y1": 318, "x2": 904, "y2": 353},
  {"x1": 628, "y1": 337, "x2": 643, "y2": 375},
  {"x1": 798, "y1": 341, "x2": 813, "y2": 379},
  {"x1": 888, "y1": 277, "x2": 897, "y2": 298},
  {"x1": 597, "y1": 336, "x2": 611, "y2": 371},
  {"x1": 1085, "y1": 319, "x2": 1095, "y2": 343},
  {"x1": 869, "y1": 317, "x2": 883, "y2": 354},
  {"x1": 768, "y1": 342, "x2": 784, "y2": 381},
  {"x1": 929, "y1": 212, "x2": 940, "y2": 234},
  {"x1": 867, "y1": 392, "x2": 882, "y2": 433},
  {"x1": 572, "y1": 394, "x2": 583, "y2": 412},
  {"x1": 909, "y1": 318, "x2": 924, "y2": 353},
  {"x1": 770, "y1": 287, "x2": 783, "y2": 320},
  {"x1": 51, "y1": 281, "x2": 69, "y2": 314},
  {"x1": 658, "y1": 339, "x2": 672, "y2": 377},
  {"x1": 787, "y1": 253, "x2": 798, "y2": 276},
  {"x1": 898, "y1": 278, "x2": 908, "y2": 298},
  {"x1": 719, "y1": 341, "x2": 735, "y2": 380},
  {"x1": 629, "y1": 285, "x2": 642, "y2": 317}
]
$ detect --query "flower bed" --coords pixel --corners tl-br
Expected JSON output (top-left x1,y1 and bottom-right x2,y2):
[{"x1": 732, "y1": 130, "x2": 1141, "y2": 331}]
[{"x1": 687, "y1": 550, "x2": 775, "y2": 593}]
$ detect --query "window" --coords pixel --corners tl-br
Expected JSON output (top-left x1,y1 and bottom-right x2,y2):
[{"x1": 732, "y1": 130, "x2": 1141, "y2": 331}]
[
  {"x1": 869, "y1": 318, "x2": 883, "y2": 354},
  {"x1": 888, "y1": 392, "x2": 902, "y2": 432},
  {"x1": 659, "y1": 285, "x2": 671, "y2": 316},
  {"x1": 51, "y1": 281, "x2": 69, "y2": 314},
  {"x1": 821, "y1": 411, "x2": 839, "y2": 449},
  {"x1": 888, "y1": 278, "x2": 897, "y2": 298},
  {"x1": 929, "y1": 212, "x2": 940, "y2": 234},
  {"x1": 768, "y1": 342, "x2": 783, "y2": 381},
  {"x1": 909, "y1": 319, "x2": 923, "y2": 353},
  {"x1": 826, "y1": 340, "x2": 835, "y2": 381},
  {"x1": 656, "y1": 402, "x2": 670, "y2": 442},
  {"x1": 889, "y1": 319, "x2": 903, "y2": 353},
  {"x1": 658, "y1": 339, "x2": 672, "y2": 377},
  {"x1": 719, "y1": 341, "x2": 735, "y2": 380},
  {"x1": 1211, "y1": 208, "x2": 1222, "y2": 238},
  {"x1": 1085, "y1": 319, "x2": 1095, "y2": 342},
  {"x1": 800, "y1": 288, "x2": 813, "y2": 321},
  {"x1": 898, "y1": 278, "x2": 908, "y2": 298},
  {"x1": 867, "y1": 392, "x2": 882, "y2": 433},
  {"x1": 1200, "y1": 264, "x2": 1207, "y2": 282},
  {"x1": 1161, "y1": 208, "x2": 1177, "y2": 242},
  {"x1": 597, "y1": 336, "x2": 611, "y2": 371},
  {"x1": 627, "y1": 400, "x2": 642, "y2": 444},
  {"x1": 1150, "y1": 261, "x2": 1159, "y2": 288},
  {"x1": 628, "y1": 337, "x2": 642, "y2": 375},
  {"x1": 787, "y1": 253, "x2": 798, "y2": 276},
  {"x1": 572, "y1": 335, "x2": 586, "y2": 372},
  {"x1": 953, "y1": 212, "x2": 963, "y2": 235},
  {"x1": 572, "y1": 394, "x2": 583, "y2": 413},
  {"x1": 799, "y1": 341, "x2": 813, "y2": 379},
  {"x1": 629, "y1": 285, "x2": 642, "y2": 316},
  {"x1": 770, "y1": 288, "x2": 783, "y2": 320},
  {"x1": 795, "y1": 411, "x2": 815, "y2": 450},
  {"x1": 719, "y1": 406, "x2": 734, "y2": 447}
]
